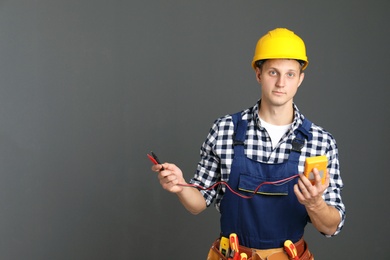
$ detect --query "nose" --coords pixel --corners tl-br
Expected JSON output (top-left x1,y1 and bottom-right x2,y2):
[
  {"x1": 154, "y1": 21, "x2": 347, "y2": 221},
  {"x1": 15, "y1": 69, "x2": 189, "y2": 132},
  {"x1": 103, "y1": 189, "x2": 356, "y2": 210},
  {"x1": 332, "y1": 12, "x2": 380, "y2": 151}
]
[{"x1": 276, "y1": 75, "x2": 286, "y2": 88}]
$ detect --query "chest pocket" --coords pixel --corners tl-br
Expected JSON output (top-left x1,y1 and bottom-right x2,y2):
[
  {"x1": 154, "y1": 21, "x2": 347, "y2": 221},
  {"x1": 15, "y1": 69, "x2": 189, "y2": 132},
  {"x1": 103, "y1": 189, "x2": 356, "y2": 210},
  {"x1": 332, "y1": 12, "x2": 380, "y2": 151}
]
[{"x1": 238, "y1": 172, "x2": 289, "y2": 196}]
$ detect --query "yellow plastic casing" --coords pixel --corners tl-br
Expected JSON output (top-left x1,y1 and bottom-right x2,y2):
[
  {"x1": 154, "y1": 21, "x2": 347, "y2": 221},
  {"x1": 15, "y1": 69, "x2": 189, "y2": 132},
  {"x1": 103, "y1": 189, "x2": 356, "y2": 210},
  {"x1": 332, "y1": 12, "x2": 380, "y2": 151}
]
[
  {"x1": 303, "y1": 155, "x2": 327, "y2": 185},
  {"x1": 219, "y1": 236, "x2": 230, "y2": 257}
]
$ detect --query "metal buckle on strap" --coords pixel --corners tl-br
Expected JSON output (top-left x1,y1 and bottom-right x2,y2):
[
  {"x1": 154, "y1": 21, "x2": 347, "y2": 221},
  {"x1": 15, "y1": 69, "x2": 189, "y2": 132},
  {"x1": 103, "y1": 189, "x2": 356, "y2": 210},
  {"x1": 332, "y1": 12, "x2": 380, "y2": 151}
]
[
  {"x1": 233, "y1": 140, "x2": 244, "y2": 146},
  {"x1": 291, "y1": 138, "x2": 304, "y2": 152}
]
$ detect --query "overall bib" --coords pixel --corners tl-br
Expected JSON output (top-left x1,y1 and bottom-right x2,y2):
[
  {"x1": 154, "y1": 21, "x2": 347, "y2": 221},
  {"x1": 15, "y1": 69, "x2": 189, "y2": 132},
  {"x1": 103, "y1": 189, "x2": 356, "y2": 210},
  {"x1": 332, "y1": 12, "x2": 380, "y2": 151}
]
[{"x1": 220, "y1": 112, "x2": 313, "y2": 249}]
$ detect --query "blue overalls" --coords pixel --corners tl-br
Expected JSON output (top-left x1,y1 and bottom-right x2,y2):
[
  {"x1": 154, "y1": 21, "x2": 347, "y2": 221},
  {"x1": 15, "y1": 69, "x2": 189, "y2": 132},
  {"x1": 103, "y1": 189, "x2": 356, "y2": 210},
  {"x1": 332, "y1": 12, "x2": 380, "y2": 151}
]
[{"x1": 220, "y1": 112, "x2": 313, "y2": 249}]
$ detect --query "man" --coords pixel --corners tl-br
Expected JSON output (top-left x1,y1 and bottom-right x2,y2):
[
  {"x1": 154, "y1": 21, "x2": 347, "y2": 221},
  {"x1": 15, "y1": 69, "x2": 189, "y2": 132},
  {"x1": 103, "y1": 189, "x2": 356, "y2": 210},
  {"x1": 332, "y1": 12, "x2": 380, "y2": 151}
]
[{"x1": 152, "y1": 28, "x2": 345, "y2": 260}]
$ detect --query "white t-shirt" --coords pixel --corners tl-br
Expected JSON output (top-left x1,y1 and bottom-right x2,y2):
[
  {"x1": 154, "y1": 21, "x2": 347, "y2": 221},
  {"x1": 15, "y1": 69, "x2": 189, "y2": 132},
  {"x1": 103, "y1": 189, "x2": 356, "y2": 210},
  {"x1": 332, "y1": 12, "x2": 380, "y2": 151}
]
[{"x1": 259, "y1": 118, "x2": 292, "y2": 149}]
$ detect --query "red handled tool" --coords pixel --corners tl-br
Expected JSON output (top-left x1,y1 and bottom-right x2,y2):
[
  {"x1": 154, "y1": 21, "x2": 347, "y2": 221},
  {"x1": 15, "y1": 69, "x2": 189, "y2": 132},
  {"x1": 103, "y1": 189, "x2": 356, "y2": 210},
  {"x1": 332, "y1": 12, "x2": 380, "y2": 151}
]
[
  {"x1": 239, "y1": 252, "x2": 248, "y2": 260},
  {"x1": 229, "y1": 233, "x2": 240, "y2": 260},
  {"x1": 284, "y1": 240, "x2": 299, "y2": 260}
]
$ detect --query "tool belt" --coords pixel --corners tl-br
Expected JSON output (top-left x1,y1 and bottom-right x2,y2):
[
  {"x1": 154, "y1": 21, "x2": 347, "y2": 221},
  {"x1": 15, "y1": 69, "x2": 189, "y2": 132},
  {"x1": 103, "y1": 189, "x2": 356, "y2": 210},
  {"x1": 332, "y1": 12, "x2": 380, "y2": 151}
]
[{"x1": 207, "y1": 237, "x2": 313, "y2": 260}]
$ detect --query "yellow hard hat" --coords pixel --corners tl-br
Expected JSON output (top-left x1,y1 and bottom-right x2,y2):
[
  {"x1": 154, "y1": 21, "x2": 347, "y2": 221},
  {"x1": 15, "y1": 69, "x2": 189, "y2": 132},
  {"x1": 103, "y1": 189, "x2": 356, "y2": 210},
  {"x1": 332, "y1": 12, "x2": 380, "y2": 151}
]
[{"x1": 251, "y1": 28, "x2": 308, "y2": 70}]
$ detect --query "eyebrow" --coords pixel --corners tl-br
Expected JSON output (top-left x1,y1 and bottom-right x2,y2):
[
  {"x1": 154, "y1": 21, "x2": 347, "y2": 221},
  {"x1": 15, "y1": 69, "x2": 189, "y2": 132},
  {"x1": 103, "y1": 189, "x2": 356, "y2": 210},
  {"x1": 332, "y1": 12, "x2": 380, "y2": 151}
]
[{"x1": 267, "y1": 67, "x2": 299, "y2": 73}]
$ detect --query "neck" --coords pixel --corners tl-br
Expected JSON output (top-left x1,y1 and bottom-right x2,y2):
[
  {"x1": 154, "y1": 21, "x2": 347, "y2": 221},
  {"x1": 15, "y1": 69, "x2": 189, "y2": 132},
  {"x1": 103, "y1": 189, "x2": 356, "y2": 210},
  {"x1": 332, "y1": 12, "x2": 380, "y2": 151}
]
[{"x1": 258, "y1": 101, "x2": 294, "y2": 125}]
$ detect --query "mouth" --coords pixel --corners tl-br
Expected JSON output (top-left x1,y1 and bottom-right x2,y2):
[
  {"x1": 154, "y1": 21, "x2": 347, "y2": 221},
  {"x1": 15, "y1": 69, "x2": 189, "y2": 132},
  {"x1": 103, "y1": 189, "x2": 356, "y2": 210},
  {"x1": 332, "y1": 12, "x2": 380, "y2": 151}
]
[{"x1": 272, "y1": 90, "x2": 285, "y2": 95}]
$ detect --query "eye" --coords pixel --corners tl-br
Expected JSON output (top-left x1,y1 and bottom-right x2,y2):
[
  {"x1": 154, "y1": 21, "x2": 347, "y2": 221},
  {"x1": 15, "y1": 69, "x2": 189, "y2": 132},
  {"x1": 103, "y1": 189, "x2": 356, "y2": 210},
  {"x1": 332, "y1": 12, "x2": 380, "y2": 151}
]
[
  {"x1": 269, "y1": 70, "x2": 277, "y2": 76},
  {"x1": 287, "y1": 72, "x2": 296, "y2": 78}
]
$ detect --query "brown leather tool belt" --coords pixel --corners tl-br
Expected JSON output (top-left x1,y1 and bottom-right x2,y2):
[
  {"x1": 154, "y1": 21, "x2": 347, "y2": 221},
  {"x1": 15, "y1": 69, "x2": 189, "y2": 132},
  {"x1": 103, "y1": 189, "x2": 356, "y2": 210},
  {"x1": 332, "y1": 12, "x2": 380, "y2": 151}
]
[{"x1": 207, "y1": 237, "x2": 313, "y2": 260}]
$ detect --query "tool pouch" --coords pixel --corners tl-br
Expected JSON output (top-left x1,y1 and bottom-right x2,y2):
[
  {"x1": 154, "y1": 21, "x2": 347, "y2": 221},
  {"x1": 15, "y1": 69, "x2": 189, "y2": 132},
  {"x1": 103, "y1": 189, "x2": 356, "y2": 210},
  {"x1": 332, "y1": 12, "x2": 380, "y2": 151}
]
[
  {"x1": 206, "y1": 238, "x2": 314, "y2": 260},
  {"x1": 207, "y1": 238, "x2": 253, "y2": 260}
]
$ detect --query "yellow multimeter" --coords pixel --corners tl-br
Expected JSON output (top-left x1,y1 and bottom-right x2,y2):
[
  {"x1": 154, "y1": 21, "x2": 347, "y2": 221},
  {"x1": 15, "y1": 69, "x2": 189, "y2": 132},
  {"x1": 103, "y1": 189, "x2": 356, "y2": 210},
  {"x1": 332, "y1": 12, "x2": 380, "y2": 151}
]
[
  {"x1": 219, "y1": 236, "x2": 230, "y2": 257},
  {"x1": 303, "y1": 155, "x2": 328, "y2": 185}
]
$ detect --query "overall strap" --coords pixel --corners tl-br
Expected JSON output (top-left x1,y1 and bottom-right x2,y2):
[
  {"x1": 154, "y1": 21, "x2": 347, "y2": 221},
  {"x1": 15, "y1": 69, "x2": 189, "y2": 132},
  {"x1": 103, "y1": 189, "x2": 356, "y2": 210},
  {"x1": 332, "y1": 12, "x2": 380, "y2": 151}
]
[
  {"x1": 232, "y1": 112, "x2": 247, "y2": 157},
  {"x1": 290, "y1": 118, "x2": 313, "y2": 163}
]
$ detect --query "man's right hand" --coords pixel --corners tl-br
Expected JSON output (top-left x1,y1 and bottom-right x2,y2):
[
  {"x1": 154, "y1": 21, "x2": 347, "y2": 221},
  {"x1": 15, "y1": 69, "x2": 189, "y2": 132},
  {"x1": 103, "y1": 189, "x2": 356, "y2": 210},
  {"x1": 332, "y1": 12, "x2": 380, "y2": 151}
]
[
  {"x1": 152, "y1": 163, "x2": 186, "y2": 193},
  {"x1": 151, "y1": 163, "x2": 207, "y2": 215}
]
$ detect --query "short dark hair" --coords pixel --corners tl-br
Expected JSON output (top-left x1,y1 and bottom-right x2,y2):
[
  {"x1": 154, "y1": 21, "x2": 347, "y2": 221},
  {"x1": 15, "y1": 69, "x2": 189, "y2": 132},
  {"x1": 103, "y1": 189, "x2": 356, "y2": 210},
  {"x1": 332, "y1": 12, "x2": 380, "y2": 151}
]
[
  {"x1": 254, "y1": 60, "x2": 266, "y2": 69},
  {"x1": 254, "y1": 59, "x2": 305, "y2": 72}
]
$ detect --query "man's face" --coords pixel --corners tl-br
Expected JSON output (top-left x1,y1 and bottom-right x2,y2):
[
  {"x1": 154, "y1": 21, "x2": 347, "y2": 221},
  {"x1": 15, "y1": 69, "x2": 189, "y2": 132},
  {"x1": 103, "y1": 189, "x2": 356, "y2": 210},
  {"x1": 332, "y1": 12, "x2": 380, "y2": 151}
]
[{"x1": 255, "y1": 59, "x2": 305, "y2": 108}]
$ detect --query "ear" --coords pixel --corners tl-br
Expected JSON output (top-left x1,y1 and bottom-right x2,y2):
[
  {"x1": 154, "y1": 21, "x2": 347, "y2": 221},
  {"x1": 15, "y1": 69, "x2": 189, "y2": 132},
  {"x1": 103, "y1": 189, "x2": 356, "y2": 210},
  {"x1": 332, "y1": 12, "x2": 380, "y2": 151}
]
[
  {"x1": 297, "y1": 72, "x2": 305, "y2": 87},
  {"x1": 255, "y1": 67, "x2": 262, "y2": 84}
]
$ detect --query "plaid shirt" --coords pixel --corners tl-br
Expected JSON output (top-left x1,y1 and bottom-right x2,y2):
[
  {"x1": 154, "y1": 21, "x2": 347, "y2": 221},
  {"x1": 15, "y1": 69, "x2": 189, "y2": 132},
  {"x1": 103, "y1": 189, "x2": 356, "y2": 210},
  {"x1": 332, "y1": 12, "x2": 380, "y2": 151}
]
[{"x1": 190, "y1": 101, "x2": 345, "y2": 236}]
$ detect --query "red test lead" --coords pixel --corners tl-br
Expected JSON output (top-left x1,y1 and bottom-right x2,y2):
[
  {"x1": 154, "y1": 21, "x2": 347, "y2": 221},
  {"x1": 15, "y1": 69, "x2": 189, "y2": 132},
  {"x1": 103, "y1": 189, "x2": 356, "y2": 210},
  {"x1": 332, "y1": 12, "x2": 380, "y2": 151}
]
[
  {"x1": 147, "y1": 153, "x2": 159, "y2": 165},
  {"x1": 147, "y1": 151, "x2": 164, "y2": 170}
]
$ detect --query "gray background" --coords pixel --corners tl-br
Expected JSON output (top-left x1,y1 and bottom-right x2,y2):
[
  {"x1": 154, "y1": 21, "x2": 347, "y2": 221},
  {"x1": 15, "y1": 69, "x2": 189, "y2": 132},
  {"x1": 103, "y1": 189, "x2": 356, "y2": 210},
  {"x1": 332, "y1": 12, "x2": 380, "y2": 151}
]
[{"x1": 0, "y1": 0, "x2": 389, "y2": 259}]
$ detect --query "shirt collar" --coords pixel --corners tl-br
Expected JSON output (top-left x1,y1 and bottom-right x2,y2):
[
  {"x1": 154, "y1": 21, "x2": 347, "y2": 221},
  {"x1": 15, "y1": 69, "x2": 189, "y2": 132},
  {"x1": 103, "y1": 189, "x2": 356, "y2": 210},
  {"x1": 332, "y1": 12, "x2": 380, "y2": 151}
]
[{"x1": 252, "y1": 100, "x2": 305, "y2": 130}]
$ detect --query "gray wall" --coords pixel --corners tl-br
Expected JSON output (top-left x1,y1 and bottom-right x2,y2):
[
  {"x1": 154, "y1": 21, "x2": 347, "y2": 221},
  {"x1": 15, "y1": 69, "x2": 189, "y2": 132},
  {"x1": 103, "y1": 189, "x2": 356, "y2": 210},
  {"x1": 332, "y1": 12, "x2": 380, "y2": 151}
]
[{"x1": 0, "y1": 1, "x2": 389, "y2": 259}]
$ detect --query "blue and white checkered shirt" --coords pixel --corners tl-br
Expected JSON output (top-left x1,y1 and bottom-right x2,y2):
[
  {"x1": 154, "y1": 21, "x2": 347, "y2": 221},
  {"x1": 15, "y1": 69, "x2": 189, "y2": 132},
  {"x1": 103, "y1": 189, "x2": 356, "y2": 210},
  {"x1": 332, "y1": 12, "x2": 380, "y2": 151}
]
[{"x1": 190, "y1": 101, "x2": 345, "y2": 236}]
